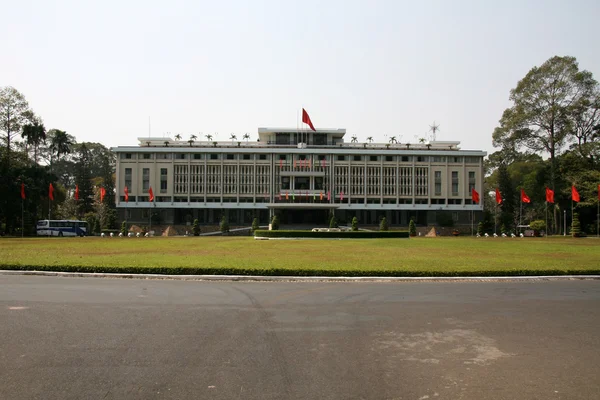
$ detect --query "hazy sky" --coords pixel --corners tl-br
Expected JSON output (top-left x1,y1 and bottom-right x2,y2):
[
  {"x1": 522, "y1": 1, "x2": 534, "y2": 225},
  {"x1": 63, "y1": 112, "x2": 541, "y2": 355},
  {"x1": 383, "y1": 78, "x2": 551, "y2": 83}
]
[{"x1": 3, "y1": 0, "x2": 599, "y2": 155}]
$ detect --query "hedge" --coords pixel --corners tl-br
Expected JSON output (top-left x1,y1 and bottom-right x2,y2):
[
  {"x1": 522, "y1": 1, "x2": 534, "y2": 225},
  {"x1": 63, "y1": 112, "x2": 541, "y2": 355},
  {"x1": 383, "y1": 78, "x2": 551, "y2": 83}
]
[
  {"x1": 254, "y1": 230, "x2": 410, "y2": 239},
  {"x1": 1, "y1": 264, "x2": 599, "y2": 277}
]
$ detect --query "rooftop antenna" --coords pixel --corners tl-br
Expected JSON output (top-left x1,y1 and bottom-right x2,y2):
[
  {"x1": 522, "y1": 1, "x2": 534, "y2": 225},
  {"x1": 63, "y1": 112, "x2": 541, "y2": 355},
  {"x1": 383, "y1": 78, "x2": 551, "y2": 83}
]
[{"x1": 429, "y1": 121, "x2": 440, "y2": 141}]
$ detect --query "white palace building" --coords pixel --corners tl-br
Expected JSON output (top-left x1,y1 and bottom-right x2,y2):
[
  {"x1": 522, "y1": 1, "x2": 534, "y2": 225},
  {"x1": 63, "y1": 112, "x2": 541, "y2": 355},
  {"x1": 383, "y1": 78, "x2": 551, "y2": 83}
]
[{"x1": 112, "y1": 127, "x2": 486, "y2": 227}]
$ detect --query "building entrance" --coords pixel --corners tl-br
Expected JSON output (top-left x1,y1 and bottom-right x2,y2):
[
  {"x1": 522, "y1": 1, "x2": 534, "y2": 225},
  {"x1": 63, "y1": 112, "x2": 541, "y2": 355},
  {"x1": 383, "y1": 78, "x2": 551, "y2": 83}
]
[{"x1": 278, "y1": 208, "x2": 329, "y2": 225}]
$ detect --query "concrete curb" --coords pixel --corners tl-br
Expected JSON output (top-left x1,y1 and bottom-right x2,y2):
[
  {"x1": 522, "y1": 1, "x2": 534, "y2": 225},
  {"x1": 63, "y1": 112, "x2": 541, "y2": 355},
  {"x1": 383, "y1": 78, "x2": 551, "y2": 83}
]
[{"x1": 1, "y1": 270, "x2": 599, "y2": 282}]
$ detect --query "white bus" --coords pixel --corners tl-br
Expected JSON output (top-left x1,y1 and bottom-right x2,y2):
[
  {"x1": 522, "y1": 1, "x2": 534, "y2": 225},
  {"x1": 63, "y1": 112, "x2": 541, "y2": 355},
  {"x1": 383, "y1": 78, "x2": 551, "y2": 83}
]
[{"x1": 36, "y1": 220, "x2": 88, "y2": 237}]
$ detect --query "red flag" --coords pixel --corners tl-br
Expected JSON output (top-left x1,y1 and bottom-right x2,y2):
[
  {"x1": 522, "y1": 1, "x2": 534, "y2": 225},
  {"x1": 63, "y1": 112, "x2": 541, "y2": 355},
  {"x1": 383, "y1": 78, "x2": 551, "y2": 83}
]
[
  {"x1": 286, "y1": 191, "x2": 289, "y2": 200},
  {"x1": 279, "y1": 159, "x2": 283, "y2": 169},
  {"x1": 521, "y1": 188, "x2": 530, "y2": 204},
  {"x1": 148, "y1": 187, "x2": 154, "y2": 202},
  {"x1": 302, "y1": 108, "x2": 316, "y2": 131},
  {"x1": 495, "y1": 188, "x2": 502, "y2": 205},
  {"x1": 545, "y1": 187, "x2": 554, "y2": 204},
  {"x1": 471, "y1": 188, "x2": 480, "y2": 204},
  {"x1": 100, "y1": 187, "x2": 106, "y2": 202},
  {"x1": 571, "y1": 185, "x2": 580, "y2": 202},
  {"x1": 340, "y1": 191, "x2": 344, "y2": 201},
  {"x1": 293, "y1": 159, "x2": 297, "y2": 169},
  {"x1": 321, "y1": 159, "x2": 326, "y2": 168},
  {"x1": 320, "y1": 191, "x2": 323, "y2": 201},
  {"x1": 49, "y1": 183, "x2": 54, "y2": 201},
  {"x1": 21, "y1": 183, "x2": 26, "y2": 200},
  {"x1": 278, "y1": 192, "x2": 282, "y2": 201},
  {"x1": 75, "y1": 185, "x2": 79, "y2": 200},
  {"x1": 124, "y1": 186, "x2": 129, "y2": 202},
  {"x1": 327, "y1": 191, "x2": 331, "y2": 201}
]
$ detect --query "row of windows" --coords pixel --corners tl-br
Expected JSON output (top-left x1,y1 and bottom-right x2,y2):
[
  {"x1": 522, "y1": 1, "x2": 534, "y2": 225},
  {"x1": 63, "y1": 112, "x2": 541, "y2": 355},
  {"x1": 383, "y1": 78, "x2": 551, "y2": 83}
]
[{"x1": 120, "y1": 153, "x2": 480, "y2": 164}]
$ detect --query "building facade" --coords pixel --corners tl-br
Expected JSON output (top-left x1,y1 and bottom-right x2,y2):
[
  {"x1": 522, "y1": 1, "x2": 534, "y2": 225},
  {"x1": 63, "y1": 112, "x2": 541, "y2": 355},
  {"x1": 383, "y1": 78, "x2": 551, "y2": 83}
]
[{"x1": 112, "y1": 127, "x2": 486, "y2": 227}]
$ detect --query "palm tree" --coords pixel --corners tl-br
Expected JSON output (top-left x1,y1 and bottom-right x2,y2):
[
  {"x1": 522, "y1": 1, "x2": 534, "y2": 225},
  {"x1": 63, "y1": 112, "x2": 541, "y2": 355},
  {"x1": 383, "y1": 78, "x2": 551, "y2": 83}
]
[
  {"x1": 419, "y1": 137, "x2": 426, "y2": 144},
  {"x1": 230, "y1": 133, "x2": 237, "y2": 143},
  {"x1": 205, "y1": 134, "x2": 213, "y2": 141},
  {"x1": 389, "y1": 136, "x2": 397, "y2": 144},
  {"x1": 243, "y1": 133, "x2": 250, "y2": 142},
  {"x1": 190, "y1": 134, "x2": 197, "y2": 141},
  {"x1": 351, "y1": 135, "x2": 358, "y2": 143},
  {"x1": 367, "y1": 136, "x2": 373, "y2": 143},
  {"x1": 21, "y1": 120, "x2": 46, "y2": 163},
  {"x1": 174, "y1": 134, "x2": 182, "y2": 141},
  {"x1": 48, "y1": 129, "x2": 73, "y2": 171}
]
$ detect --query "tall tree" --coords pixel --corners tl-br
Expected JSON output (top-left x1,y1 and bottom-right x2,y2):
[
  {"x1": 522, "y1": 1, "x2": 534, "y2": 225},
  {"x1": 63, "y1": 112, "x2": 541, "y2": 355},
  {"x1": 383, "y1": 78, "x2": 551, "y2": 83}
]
[
  {"x1": 570, "y1": 88, "x2": 600, "y2": 166},
  {"x1": 497, "y1": 163, "x2": 516, "y2": 233},
  {"x1": 48, "y1": 129, "x2": 74, "y2": 169},
  {"x1": 73, "y1": 143, "x2": 94, "y2": 215},
  {"x1": 0, "y1": 86, "x2": 32, "y2": 169},
  {"x1": 493, "y1": 56, "x2": 597, "y2": 190}
]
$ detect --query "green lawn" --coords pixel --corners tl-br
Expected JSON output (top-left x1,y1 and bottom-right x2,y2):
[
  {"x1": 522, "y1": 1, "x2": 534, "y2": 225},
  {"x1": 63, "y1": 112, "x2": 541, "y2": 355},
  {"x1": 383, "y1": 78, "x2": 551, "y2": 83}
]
[{"x1": 0, "y1": 236, "x2": 599, "y2": 276}]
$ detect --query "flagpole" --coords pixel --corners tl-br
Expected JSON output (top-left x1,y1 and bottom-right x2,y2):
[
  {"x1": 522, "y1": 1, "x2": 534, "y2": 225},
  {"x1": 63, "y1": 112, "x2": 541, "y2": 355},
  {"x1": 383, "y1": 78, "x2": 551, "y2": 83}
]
[
  {"x1": 21, "y1": 198, "x2": 24, "y2": 238},
  {"x1": 519, "y1": 199, "x2": 522, "y2": 234},
  {"x1": 471, "y1": 209, "x2": 473, "y2": 236},
  {"x1": 494, "y1": 202, "x2": 497, "y2": 235},
  {"x1": 545, "y1": 201, "x2": 548, "y2": 237}
]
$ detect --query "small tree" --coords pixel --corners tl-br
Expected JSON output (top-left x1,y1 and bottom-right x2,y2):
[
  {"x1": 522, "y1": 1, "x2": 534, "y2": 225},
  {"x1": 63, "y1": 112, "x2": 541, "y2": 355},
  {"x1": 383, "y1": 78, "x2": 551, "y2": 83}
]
[
  {"x1": 251, "y1": 217, "x2": 259, "y2": 233},
  {"x1": 477, "y1": 221, "x2": 484, "y2": 236},
  {"x1": 351, "y1": 216, "x2": 358, "y2": 231},
  {"x1": 570, "y1": 213, "x2": 581, "y2": 237},
  {"x1": 220, "y1": 216, "x2": 230, "y2": 233},
  {"x1": 409, "y1": 219, "x2": 416, "y2": 237},
  {"x1": 271, "y1": 215, "x2": 279, "y2": 230},
  {"x1": 329, "y1": 215, "x2": 338, "y2": 228},
  {"x1": 379, "y1": 217, "x2": 389, "y2": 231},
  {"x1": 192, "y1": 218, "x2": 200, "y2": 236},
  {"x1": 120, "y1": 221, "x2": 127, "y2": 236},
  {"x1": 529, "y1": 220, "x2": 546, "y2": 236}
]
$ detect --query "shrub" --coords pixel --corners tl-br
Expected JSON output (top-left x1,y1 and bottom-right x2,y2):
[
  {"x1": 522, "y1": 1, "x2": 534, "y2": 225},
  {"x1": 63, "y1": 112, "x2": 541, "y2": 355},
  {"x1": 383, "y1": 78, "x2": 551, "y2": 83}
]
[
  {"x1": 351, "y1": 217, "x2": 358, "y2": 231},
  {"x1": 254, "y1": 230, "x2": 410, "y2": 239},
  {"x1": 529, "y1": 220, "x2": 546, "y2": 235},
  {"x1": 220, "y1": 216, "x2": 230, "y2": 233},
  {"x1": 120, "y1": 221, "x2": 128, "y2": 236},
  {"x1": 192, "y1": 219, "x2": 200, "y2": 236},
  {"x1": 571, "y1": 213, "x2": 581, "y2": 237},
  {"x1": 409, "y1": 219, "x2": 416, "y2": 237},
  {"x1": 379, "y1": 217, "x2": 389, "y2": 231},
  {"x1": 271, "y1": 215, "x2": 279, "y2": 230},
  {"x1": 329, "y1": 215, "x2": 338, "y2": 228},
  {"x1": 251, "y1": 218, "x2": 260, "y2": 233},
  {"x1": 477, "y1": 222, "x2": 484, "y2": 236}
]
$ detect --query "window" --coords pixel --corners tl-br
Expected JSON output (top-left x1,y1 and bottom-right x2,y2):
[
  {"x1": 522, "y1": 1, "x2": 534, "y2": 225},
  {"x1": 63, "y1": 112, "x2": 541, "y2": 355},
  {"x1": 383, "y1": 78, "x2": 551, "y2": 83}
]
[
  {"x1": 281, "y1": 177, "x2": 290, "y2": 190},
  {"x1": 210, "y1": 154, "x2": 219, "y2": 160},
  {"x1": 142, "y1": 168, "x2": 150, "y2": 192},
  {"x1": 432, "y1": 156, "x2": 445, "y2": 162},
  {"x1": 401, "y1": 156, "x2": 411, "y2": 162},
  {"x1": 416, "y1": 156, "x2": 428, "y2": 162},
  {"x1": 465, "y1": 157, "x2": 479, "y2": 164},
  {"x1": 313, "y1": 134, "x2": 327, "y2": 145},
  {"x1": 160, "y1": 168, "x2": 168, "y2": 193},
  {"x1": 468, "y1": 171, "x2": 476, "y2": 193},
  {"x1": 434, "y1": 171, "x2": 442, "y2": 196},
  {"x1": 370, "y1": 155, "x2": 378, "y2": 162},
  {"x1": 449, "y1": 156, "x2": 463, "y2": 163},
  {"x1": 124, "y1": 153, "x2": 132, "y2": 159},
  {"x1": 315, "y1": 177, "x2": 324, "y2": 190},
  {"x1": 157, "y1": 153, "x2": 171, "y2": 159},
  {"x1": 259, "y1": 154, "x2": 267, "y2": 160},
  {"x1": 318, "y1": 155, "x2": 326, "y2": 160},
  {"x1": 451, "y1": 171, "x2": 459, "y2": 196},
  {"x1": 193, "y1": 154, "x2": 202, "y2": 160},
  {"x1": 175, "y1": 153, "x2": 186, "y2": 160},
  {"x1": 125, "y1": 168, "x2": 132, "y2": 189},
  {"x1": 275, "y1": 133, "x2": 290, "y2": 145},
  {"x1": 226, "y1": 154, "x2": 235, "y2": 160},
  {"x1": 353, "y1": 155, "x2": 362, "y2": 161},
  {"x1": 337, "y1": 155, "x2": 346, "y2": 161},
  {"x1": 385, "y1": 156, "x2": 394, "y2": 162},
  {"x1": 143, "y1": 153, "x2": 152, "y2": 159},
  {"x1": 243, "y1": 154, "x2": 251, "y2": 160},
  {"x1": 294, "y1": 177, "x2": 309, "y2": 190}
]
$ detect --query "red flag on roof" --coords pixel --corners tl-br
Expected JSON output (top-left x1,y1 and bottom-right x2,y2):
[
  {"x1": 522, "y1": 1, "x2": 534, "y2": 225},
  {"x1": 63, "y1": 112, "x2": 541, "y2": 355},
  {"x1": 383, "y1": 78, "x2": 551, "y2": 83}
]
[
  {"x1": 124, "y1": 186, "x2": 129, "y2": 202},
  {"x1": 302, "y1": 108, "x2": 316, "y2": 131},
  {"x1": 21, "y1": 183, "x2": 26, "y2": 200},
  {"x1": 148, "y1": 187, "x2": 154, "y2": 202},
  {"x1": 49, "y1": 183, "x2": 54, "y2": 201},
  {"x1": 75, "y1": 185, "x2": 79, "y2": 200},
  {"x1": 521, "y1": 188, "x2": 530, "y2": 204},
  {"x1": 471, "y1": 188, "x2": 480, "y2": 204},
  {"x1": 545, "y1": 187, "x2": 554, "y2": 204},
  {"x1": 495, "y1": 188, "x2": 502, "y2": 205}
]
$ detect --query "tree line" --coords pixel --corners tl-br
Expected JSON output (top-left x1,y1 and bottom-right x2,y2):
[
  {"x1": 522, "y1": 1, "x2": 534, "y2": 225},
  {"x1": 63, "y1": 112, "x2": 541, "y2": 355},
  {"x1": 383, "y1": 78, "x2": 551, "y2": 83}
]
[
  {"x1": 486, "y1": 56, "x2": 600, "y2": 235},
  {"x1": 1, "y1": 86, "x2": 116, "y2": 235}
]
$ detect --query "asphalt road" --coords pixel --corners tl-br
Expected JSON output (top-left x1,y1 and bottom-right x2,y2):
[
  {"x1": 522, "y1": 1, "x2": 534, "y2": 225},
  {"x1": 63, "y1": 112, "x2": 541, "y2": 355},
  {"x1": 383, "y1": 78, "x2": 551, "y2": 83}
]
[{"x1": 1, "y1": 276, "x2": 599, "y2": 400}]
